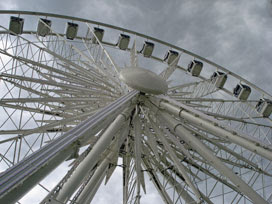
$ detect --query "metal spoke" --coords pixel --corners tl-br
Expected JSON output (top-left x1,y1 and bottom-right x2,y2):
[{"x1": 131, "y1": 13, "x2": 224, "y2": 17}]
[{"x1": 0, "y1": 11, "x2": 271, "y2": 204}]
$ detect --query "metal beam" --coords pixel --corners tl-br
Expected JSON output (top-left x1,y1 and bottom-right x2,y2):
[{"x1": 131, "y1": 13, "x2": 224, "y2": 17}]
[
  {"x1": 142, "y1": 145, "x2": 198, "y2": 204},
  {"x1": 76, "y1": 123, "x2": 130, "y2": 204},
  {"x1": 148, "y1": 96, "x2": 272, "y2": 161},
  {"x1": 148, "y1": 117, "x2": 202, "y2": 203},
  {"x1": 54, "y1": 103, "x2": 135, "y2": 203},
  {"x1": 141, "y1": 157, "x2": 173, "y2": 204},
  {"x1": 0, "y1": 91, "x2": 138, "y2": 203},
  {"x1": 155, "y1": 110, "x2": 268, "y2": 204},
  {"x1": 0, "y1": 10, "x2": 271, "y2": 98}
]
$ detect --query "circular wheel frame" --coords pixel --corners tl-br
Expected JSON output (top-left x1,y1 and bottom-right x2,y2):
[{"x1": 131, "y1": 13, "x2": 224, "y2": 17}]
[{"x1": 0, "y1": 11, "x2": 271, "y2": 204}]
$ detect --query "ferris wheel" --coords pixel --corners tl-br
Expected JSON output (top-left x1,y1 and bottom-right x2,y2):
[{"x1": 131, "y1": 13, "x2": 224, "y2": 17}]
[{"x1": 0, "y1": 10, "x2": 272, "y2": 204}]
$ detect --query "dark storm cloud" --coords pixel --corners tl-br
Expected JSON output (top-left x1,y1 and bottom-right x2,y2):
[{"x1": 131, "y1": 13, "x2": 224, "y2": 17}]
[
  {"x1": 1, "y1": 1, "x2": 272, "y2": 203},
  {"x1": 0, "y1": 0, "x2": 84, "y2": 17},
  {"x1": 130, "y1": 1, "x2": 271, "y2": 94},
  {"x1": 71, "y1": 0, "x2": 272, "y2": 93}
]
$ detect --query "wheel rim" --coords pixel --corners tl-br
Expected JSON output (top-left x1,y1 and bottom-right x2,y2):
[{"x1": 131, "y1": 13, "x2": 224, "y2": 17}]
[{"x1": 0, "y1": 11, "x2": 271, "y2": 204}]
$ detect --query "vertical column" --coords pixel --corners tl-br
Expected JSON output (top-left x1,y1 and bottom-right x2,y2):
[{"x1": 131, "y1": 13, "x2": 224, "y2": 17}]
[
  {"x1": 157, "y1": 110, "x2": 268, "y2": 204},
  {"x1": 54, "y1": 108, "x2": 133, "y2": 203}
]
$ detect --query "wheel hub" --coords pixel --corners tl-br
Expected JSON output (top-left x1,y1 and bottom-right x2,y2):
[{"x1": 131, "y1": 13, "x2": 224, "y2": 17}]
[{"x1": 120, "y1": 67, "x2": 168, "y2": 95}]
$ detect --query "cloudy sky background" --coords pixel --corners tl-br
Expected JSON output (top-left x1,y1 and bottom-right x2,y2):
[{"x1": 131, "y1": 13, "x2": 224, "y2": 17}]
[
  {"x1": 1, "y1": 0, "x2": 272, "y2": 203},
  {"x1": 1, "y1": 0, "x2": 272, "y2": 92}
]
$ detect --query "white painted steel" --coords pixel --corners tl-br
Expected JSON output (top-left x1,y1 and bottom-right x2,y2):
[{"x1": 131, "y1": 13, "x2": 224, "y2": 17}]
[
  {"x1": 120, "y1": 67, "x2": 168, "y2": 95},
  {"x1": 0, "y1": 10, "x2": 271, "y2": 204},
  {"x1": 76, "y1": 123, "x2": 130, "y2": 204},
  {"x1": 156, "y1": 110, "x2": 268, "y2": 204},
  {"x1": 148, "y1": 96, "x2": 272, "y2": 161},
  {"x1": 148, "y1": 118, "x2": 201, "y2": 203},
  {"x1": 55, "y1": 107, "x2": 134, "y2": 203},
  {"x1": 0, "y1": 91, "x2": 138, "y2": 203}
]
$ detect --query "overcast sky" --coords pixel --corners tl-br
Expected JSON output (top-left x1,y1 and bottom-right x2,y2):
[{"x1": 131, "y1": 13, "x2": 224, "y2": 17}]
[
  {"x1": 1, "y1": 0, "x2": 272, "y2": 92},
  {"x1": 1, "y1": 0, "x2": 272, "y2": 203}
]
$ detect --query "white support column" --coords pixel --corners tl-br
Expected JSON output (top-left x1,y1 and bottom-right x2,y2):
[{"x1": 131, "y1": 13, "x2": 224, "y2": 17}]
[
  {"x1": 0, "y1": 148, "x2": 74, "y2": 204},
  {"x1": 77, "y1": 157, "x2": 108, "y2": 204},
  {"x1": 148, "y1": 118, "x2": 202, "y2": 203},
  {"x1": 123, "y1": 139, "x2": 130, "y2": 204},
  {"x1": 133, "y1": 109, "x2": 146, "y2": 195},
  {"x1": 148, "y1": 97, "x2": 272, "y2": 161},
  {"x1": 156, "y1": 110, "x2": 268, "y2": 204},
  {"x1": 142, "y1": 145, "x2": 198, "y2": 204},
  {"x1": 0, "y1": 92, "x2": 138, "y2": 204},
  {"x1": 82, "y1": 170, "x2": 107, "y2": 204},
  {"x1": 54, "y1": 108, "x2": 133, "y2": 203},
  {"x1": 76, "y1": 123, "x2": 130, "y2": 203},
  {"x1": 141, "y1": 158, "x2": 173, "y2": 204}
]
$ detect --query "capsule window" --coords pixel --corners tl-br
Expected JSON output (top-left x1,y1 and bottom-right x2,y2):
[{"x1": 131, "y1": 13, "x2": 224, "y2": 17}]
[
  {"x1": 210, "y1": 71, "x2": 227, "y2": 89},
  {"x1": 65, "y1": 22, "x2": 78, "y2": 40},
  {"x1": 37, "y1": 18, "x2": 52, "y2": 37},
  {"x1": 187, "y1": 60, "x2": 203, "y2": 77},
  {"x1": 256, "y1": 98, "x2": 272, "y2": 117},
  {"x1": 9, "y1": 16, "x2": 24, "y2": 35},
  {"x1": 233, "y1": 83, "x2": 251, "y2": 100},
  {"x1": 164, "y1": 50, "x2": 179, "y2": 65},
  {"x1": 140, "y1": 41, "x2": 154, "y2": 57},
  {"x1": 117, "y1": 34, "x2": 130, "y2": 50},
  {"x1": 93, "y1": 27, "x2": 104, "y2": 44}
]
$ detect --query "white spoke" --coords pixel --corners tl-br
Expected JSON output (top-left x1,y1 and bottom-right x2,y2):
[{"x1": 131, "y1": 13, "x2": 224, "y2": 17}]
[{"x1": 0, "y1": 11, "x2": 271, "y2": 204}]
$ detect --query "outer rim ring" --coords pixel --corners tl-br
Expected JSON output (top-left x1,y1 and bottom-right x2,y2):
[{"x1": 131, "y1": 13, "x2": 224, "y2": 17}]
[{"x1": 0, "y1": 9, "x2": 271, "y2": 99}]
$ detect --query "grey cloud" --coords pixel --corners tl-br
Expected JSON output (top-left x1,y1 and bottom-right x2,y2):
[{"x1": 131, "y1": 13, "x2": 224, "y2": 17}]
[{"x1": 1, "y1": 0, "x2": 272, "y2": 203}]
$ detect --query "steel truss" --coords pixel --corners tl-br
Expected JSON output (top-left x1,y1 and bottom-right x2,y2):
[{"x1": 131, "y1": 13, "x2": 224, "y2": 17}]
[{"x1": 0, "y1": 11, "x2": 271, "y2": 204}]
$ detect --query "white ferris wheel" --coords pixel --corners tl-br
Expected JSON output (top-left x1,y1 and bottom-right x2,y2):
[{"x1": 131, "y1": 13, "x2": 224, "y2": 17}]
[{"x1": 0, "y1": 10, "x2": 272, "y2": 204}]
